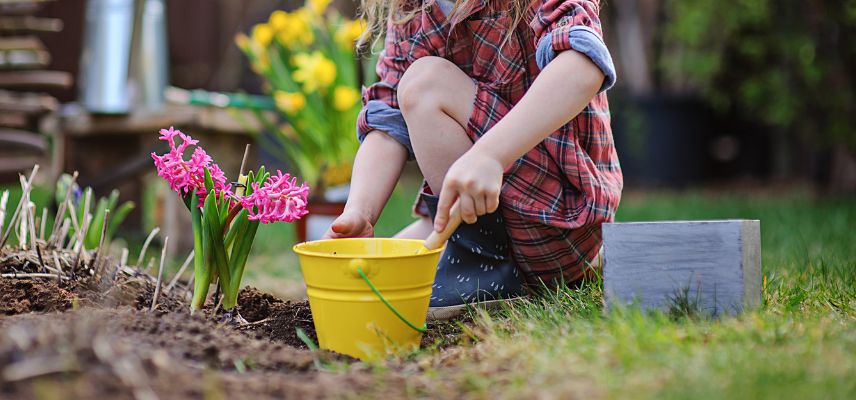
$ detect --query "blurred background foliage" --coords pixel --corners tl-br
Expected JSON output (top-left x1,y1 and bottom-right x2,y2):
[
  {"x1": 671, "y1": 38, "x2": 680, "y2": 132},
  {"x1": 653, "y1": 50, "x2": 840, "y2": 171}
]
[{"x1": 659, "y1": 0, "x2": 856, "y2": 150}]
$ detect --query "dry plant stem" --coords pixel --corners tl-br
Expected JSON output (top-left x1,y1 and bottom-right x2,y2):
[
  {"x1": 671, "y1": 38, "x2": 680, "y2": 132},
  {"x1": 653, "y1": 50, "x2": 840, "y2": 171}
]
[
  {"x1": 0, "y1": 164, "x2": 38, "y2": 248},
  {"x1": 64, "y1": 198, "x2": 81, "y2": 249},
  {"x1": 56, "y1": 219, "x2": 70, "y2": 249},
  {"x1": 49, "y1": 171, "x2": 78, "y2": 246},
  {"x1": 220, "y1": 144, "x2": 252, "y2": 234},
  {"x1": 120, "y1": 247, "x2": 129, "y2": 269},
  {"x1": 72, "y1": 214, "x2": 91, "y2": 275},
  {"x1": 18, "y1": 175, "x2": 31, "y2": 251},
  {"x1": 239, "y1": 144, "x2": 251, "y2": 177},
  {"x1": 166, "y1": 250, "x2": 194, "y2": 292},
  {"x1": 1, "y1": 273, "x2": 68, "y2": 280},
  {"x1": 0, "y1": 190, "x2": 8, "y2": 234},
  {"x1": 150, "y1": 236, "x2": 169, "y2": 312},
  {"x1": 91, "y1": 209, "x2": 110, "y2": 275},
  {"x1": 27, "y1": 203, "x2": 45, "y2": 271},
  {"x1": 110, "y1": 248, "x2": 129, "y2": 283},
  {"x1": 53, "y1": 251, "x2": 63, "y2": 284},
  {"x1": 136, "y1": 227, "x2": 160, "y2": 266},
  {"x1": 39, "y1": 207, "x2": 47, "y2": 240}
]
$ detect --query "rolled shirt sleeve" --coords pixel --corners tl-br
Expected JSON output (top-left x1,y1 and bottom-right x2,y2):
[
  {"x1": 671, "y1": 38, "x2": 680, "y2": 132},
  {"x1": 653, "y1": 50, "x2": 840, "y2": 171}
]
[
  {"x1": 531, "y1": 0, "x2": 616, "y2": 92},
  {"x1": 356, "y1": 22, "x2": 416, "y2": 159},
  {"x1": 359, "y1": 100, "x2": 414, "y2": 158}
]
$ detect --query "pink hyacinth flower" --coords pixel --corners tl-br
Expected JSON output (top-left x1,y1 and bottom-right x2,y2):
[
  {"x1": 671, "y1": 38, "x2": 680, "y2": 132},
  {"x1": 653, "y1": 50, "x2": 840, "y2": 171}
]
[
  {"x1": 151, "y1": 127, "x2": 229, "y2": 203},
  {"x1": 243, "y1": 171, "x2": 309, "y2": 224}
]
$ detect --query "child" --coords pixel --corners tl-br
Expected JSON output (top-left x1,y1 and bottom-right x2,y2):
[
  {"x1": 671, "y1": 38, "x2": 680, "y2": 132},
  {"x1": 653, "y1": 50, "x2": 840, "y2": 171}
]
[{"x1": 323, "y1": 0, "x2": 622, "y2": 319}]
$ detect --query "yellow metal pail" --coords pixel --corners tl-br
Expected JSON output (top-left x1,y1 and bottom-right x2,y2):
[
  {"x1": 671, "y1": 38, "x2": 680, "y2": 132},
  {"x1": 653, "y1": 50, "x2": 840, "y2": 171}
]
[{"x1": 293, "y1": 238, "x2": 442, "y2": 360}]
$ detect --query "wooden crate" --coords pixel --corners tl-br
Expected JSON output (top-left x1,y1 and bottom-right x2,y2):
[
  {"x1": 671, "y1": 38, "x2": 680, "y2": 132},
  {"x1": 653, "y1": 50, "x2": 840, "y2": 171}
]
[{"x1": 603, "y1": 220, "x2": 761, "y2": 316}]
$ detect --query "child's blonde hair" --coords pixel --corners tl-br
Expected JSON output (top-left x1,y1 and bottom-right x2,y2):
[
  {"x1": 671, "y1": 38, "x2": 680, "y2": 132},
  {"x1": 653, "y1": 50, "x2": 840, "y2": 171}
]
[{"x1": 358, "y1": 0, "x2": 530, "y2": 48}]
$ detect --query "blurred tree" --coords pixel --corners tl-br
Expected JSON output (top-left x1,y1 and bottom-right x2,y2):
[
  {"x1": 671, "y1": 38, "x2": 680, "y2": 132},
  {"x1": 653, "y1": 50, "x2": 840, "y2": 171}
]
[{"x1": 659, "y1": 0, "x2": 856, "y2": 152}]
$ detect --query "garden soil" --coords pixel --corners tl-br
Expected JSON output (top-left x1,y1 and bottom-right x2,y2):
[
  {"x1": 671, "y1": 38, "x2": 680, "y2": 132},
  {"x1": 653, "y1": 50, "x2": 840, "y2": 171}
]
[{"x1": 0, "y1": 251, "x2": 463, "y2": 399}]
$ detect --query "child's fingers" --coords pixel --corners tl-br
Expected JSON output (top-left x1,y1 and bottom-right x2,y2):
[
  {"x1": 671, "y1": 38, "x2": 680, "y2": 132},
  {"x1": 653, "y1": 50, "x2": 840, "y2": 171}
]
[
  {"x1": 486, "y1": 190, "x2": 500, "y2": 213},
  {"x1": 330, "y1": 219, "x2": 350, "y2": 235},
  {"x1": 435, "y1": 186, "x2": 458, "y2": 231},
  {"x1": 459, "y1": 194, "x2": 477, "y2": 224},
  {"x1": 474, "y1": 194, "x2": 487, "y2": 216}
]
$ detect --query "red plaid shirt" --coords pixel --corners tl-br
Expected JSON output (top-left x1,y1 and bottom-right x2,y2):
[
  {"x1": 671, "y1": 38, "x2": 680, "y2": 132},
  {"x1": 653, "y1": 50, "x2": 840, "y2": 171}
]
[{"x1": 358, "y1": 0, "x2": 623, "y2": 279}]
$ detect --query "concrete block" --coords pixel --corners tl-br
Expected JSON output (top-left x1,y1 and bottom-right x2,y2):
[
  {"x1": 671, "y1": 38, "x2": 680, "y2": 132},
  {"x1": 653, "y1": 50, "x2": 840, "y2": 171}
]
[{"x1": 603, "y1": 220, "x2": 761, "y2": 316}]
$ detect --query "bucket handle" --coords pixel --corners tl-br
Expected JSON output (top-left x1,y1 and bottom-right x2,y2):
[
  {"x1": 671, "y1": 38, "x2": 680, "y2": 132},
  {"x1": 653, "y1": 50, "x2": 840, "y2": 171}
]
[{"x1": 356, "y1": 267, "x2": 427, "y2": 333}]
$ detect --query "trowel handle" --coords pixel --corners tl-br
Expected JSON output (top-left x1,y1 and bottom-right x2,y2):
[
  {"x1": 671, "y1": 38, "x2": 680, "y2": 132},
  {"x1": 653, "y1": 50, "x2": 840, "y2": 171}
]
[{"x1": 423, "y1": 200, "x2": 462, "y2": 251}]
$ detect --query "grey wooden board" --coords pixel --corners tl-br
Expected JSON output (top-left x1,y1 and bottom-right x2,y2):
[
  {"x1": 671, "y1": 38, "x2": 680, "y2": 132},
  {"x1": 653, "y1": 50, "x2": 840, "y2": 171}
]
[{"x1": 603, "y1": 220, "x2": 761, "y2": 316}]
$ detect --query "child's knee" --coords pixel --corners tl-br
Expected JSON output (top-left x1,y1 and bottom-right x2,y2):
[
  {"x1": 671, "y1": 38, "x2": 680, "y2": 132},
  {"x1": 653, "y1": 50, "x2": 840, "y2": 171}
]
[{"x1": 398, "y1": 56, "x2": 460, "y2": 112}]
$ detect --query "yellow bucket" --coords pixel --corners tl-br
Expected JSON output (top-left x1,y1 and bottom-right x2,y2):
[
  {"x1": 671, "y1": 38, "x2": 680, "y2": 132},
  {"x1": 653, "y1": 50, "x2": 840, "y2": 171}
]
[{"x1": 293, "y1": 238, "x2": 443, "y2": 360}]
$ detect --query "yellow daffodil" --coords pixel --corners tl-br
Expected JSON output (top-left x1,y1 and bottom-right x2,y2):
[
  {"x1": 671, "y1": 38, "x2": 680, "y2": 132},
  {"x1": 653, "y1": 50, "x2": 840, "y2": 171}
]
[
  {"x1": 333, "y1": 86, "x2": 360, "y2": 111},
  {"x1": 269, "y1": 10, "x2": 289, "y2": 31},
  {"x1": 251, "y1": 23, "x2": 274, "y2": 48},
  {"x1": 236, "y1": 32, "x2": 269, "y2": 72},
  {"x1": 308, "y1": 0, "x2": 332, "y2": 15},
  {"x1": 335, "y1": 19, "x2": 366, "y2": 49},
  {"x1": 274, "y1": 91, "x2": 307, "y2": 114},
  {"x1": 292, "y1": 51, "x2": 336, "y2": 92},
  {"x1": 274, "y1": 9, "x2": 314, "y2": 47}
]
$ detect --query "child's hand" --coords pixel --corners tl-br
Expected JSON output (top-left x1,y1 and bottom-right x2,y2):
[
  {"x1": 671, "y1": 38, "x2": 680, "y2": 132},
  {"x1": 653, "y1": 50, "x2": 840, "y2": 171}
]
[
  {"x1": 435, "y1": 149, "x2": 504, "y2": 230},
  {"x1": 323, "y1": 210, "x2": 374, "y2": 239}
]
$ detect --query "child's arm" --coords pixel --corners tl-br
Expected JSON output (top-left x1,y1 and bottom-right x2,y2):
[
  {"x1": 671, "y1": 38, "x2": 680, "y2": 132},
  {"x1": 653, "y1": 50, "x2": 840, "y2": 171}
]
[
  {"x1": 434, "y1": 49, "x2": 604, "y2": 229},
  {"x1": 323, "y1": 130, "x2": 408, "y2": 239},
  {"x1": 324, "y1": 19, "x2": 419, "y2": 239}
]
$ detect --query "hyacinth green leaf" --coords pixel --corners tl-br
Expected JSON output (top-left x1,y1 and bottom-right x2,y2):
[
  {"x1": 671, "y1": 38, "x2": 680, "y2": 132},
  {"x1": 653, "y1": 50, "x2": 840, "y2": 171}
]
[
  {"x1": 203, "y1": 167, "x2": 215, "y2": 194},
  {"x1": 224, "y1": 209, "x2": 248, "y2": 251},
  {"x1": 245, "y1": 171, "x2": 256, "y2": 197},
  {"x1": 190, "y1": 194, "x2": 211, "y2": 311},
  {"x1": 106, "y1": 201, "x2": 135, "y2": 241},
  {"x1": 106, "y1": 190, "x2": 119, "y2": 212},
  {"x1": 219, "y1": 198, "x2": 229, "y2": 225},
  {"x1": 228, "y1": 216, "x2": 258, "y2": 300},
  {"x1": 84, "y1": 197, "x2": 109, "y2": 248},
  {"x1": 204, "y1": 190, "x2": 233, "y2": 309},
  {"x1": 256, "y1": 166, "x2": 267, "y2": 185}
]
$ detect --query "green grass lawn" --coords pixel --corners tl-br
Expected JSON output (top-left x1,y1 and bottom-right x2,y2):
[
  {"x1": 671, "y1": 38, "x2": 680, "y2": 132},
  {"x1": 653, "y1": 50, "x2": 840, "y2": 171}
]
[{"x1": 359, "y1": 189, "x2": 855, "y2": 399}]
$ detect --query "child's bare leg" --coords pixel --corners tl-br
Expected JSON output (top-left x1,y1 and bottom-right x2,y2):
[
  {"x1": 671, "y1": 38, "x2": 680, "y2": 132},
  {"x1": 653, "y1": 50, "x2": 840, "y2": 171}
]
[
  {"x1": 323, "y1": 132, "x2": 408, "y2": 239},
  {"x1": 398, "y1": 57, "x2": 477, "y2": 193},
  {"x1": 394, "y1": 217, "x2": 433, "y2": 239}
]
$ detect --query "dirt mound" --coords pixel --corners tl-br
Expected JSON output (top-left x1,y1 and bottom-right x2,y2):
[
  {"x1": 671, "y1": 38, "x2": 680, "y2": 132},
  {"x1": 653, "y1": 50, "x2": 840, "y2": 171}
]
[
  {"x1": 238, "y1": 287, "x2": 318, "y2": 350},
  {"x1": 0, "y1": 279, "x2": 75, "y2": 315}
]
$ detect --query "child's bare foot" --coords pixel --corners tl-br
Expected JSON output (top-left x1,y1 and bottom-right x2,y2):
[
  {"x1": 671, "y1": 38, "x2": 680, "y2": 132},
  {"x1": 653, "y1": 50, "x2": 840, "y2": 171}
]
[{"x1": 322, "y1": 211, "x2": 374, "y2": 239}]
